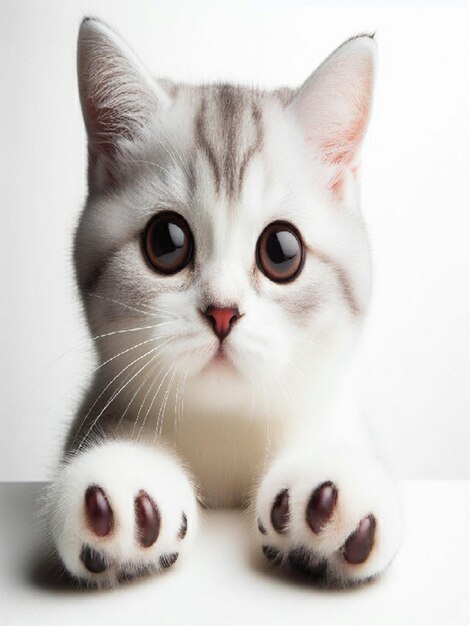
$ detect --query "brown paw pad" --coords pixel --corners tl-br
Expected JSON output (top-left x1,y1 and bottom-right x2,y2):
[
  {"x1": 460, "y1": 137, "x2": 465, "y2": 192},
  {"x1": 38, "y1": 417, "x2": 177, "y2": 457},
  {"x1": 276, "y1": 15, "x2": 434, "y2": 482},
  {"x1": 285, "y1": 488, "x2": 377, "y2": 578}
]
[
  {"x1": 135, "y1": 490, "x2": 160, "y2": 548},
  {"x1": 80, "y1": 545, "x2": 107, "y2": 574},
  {"x1": 271, "y1": 489, "x2": 289, "y2": 533},
  {"x1": 85, "y1": 486, "x2": 113, "y2": 537},
  {"x1": 160, "y1": 553, "x2": 179, "y2": 569},
  {"x1": 306, "y1": 481, "x2": 337, "y2": 534},
  {"x1": 343, "y1": 515, "x2": 376, "y2": 564}
]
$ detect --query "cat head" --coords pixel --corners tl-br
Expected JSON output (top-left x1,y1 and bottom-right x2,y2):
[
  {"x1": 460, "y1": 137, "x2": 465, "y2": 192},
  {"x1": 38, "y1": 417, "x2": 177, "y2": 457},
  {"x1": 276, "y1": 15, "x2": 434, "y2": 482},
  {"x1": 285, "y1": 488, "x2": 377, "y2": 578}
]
[{"x1": 74, "y1": 18, "x2": 375, "y2": 416}]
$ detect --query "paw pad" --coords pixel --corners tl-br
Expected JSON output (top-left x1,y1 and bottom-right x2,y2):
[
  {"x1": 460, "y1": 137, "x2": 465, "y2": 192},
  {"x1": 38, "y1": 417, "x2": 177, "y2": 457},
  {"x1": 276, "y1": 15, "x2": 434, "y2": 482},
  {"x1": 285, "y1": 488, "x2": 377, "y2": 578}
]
[
  {"x1": 257, "y1": 518, "x2": 267, "y2": 535},
  {"x1": 160, "y1": 553, "x2": 179, "y2": 569},
  {"x1": 178, "y1": 512, "x2": 188, "y2": 539},
  {"x1": 135, "y1": 490, "x2": 160, "y2": 548},
  {"x1": 271, "y1": 489, "x2": 289, "y2": 533},
  {"x1": 85, "y1": 486, "x2": 113, "y2": 537},
  {"x1": 306, "y1": 481, "x2": 337, "y2": 534},
  {"x1": 262, "y1": 545, "x2": 282, "y2": 565},
  {"x1": 343, "y1": 514, "x2": 376, "y2": 564},
  {"x1": 259, "y1": 481, "x2": 377, "y2": 573},
  {"x1": 80, "y1": 484, "x2": 169, "y2": 576},
  {"x1": 80, "y1": 545, "x2": 107, "y2": 574}
]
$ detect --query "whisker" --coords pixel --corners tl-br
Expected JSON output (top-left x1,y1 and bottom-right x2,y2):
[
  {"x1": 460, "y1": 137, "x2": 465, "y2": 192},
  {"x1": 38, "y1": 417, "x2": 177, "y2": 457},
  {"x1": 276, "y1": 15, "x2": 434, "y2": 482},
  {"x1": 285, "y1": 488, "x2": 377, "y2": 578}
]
[
  {"x1": 135, "y1": 366, "x2": 166, "y2": 441},
  {"x1": 14, "y1": 325, "x2": 182, "y2": 469},
  {"x1": 96, "y1": 328, "x2": 174, "y2": 372},
  {"x1": 174, "y1": 360, "x2": 190, "y2": 439},
  {"x1": 85, "y1": 293, "x2": 178, "y2": 319},
  {"x1": 17, "y1": 322, "x2": 170, "y2": 429},
  {"x1": 117, "y1": 359, "x2": 160, "y2": 434},
  {"x1": 132, "y1": 360, "x2": 170, "y2": 439},
  {"x1": 93, "y1": 322, "x2": 175, "y2": 342},
  {"x1": 155, "y1": 366, "x2": 177, "y2": 441},
  {"x1": 73, "y1": 338, "x2": 173, "y2": 449},
  {"x1": 76, "y1": 343, "x2": 172, "y2": 451},
  {"x1": 145, "y1": 362, "x2": 175, "y2": 443}
]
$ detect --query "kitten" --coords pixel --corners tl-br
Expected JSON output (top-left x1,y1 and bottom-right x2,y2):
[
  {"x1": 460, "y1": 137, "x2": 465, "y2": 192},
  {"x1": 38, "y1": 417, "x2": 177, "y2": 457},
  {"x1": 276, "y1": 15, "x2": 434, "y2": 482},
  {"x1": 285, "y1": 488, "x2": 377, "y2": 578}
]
[{"x1": 47, "y1": 17, "x2": 401, "y2": 587}]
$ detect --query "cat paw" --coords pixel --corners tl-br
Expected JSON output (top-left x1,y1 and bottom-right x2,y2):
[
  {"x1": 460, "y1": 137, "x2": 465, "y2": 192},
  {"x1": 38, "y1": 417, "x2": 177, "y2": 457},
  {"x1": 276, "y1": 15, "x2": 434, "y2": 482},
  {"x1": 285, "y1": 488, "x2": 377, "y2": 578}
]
[
  {"x1": 48, "y1": 441, "x2": 198, "y2": 586},
  {"x1": 255, "y1": 446, "x2": 402, "y2": 586}
]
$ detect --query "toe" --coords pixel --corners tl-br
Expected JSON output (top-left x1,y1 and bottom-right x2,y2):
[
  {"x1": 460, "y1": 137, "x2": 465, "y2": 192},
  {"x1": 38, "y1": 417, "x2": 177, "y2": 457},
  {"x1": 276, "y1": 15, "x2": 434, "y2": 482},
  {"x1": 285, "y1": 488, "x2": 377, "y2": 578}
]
[
  {"x1": 80, "y1": 545, "x2": 107, "y2": 574},
  {"x1": 343, "y1": 515, "x2": 376, "y2": 564},
  {"x1": 271, "y1": 489, "x2": 289, "y2": 533},
  {"x1": 85, "y1": 486, "x2": 113, "y2": 537},
  {"x1": 262, "y1": 545, "x2": 282, "y2": 564},
  {"x1": 160, "y1": 553, "x2": 179, "y2": 569},
  {"x1": 178, "y1": 512, "x2": 188, "y2": 540},
  {"x1": 135, "y1": 491, "x2": 161, "y2": 548},
  {"x1": 306, "y1": 481, "x2": 337, "y2": 534}
]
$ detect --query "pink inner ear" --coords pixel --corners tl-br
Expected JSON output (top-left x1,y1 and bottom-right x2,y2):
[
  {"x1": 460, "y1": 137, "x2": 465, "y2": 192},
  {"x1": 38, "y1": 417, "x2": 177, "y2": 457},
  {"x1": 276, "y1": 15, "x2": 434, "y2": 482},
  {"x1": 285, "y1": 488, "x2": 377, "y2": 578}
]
[
  {"x1": 320, "y1": 84, "x2": 371, "y2": 201},
  {"x1": 321, "y1": 86, "x2": 370, "y2": 166},
  {"x1": 330, "y1": 175, "x2": 345, "y2": 201},
  {"x1": 329, "y1": 164, "x2": 359, "y2": 202},
  {"x1": 293, "y1": 39, "x2": 374, "y2": 203},
  {"x1": 325, "y1": 117, "x2": 363, "y2": 201},
  {"x1": 322, "y1": 115, "x2": 367, "y2": 165},
  {"x1": 302, "y1": 58, "x2": 373, "y2": 164}
]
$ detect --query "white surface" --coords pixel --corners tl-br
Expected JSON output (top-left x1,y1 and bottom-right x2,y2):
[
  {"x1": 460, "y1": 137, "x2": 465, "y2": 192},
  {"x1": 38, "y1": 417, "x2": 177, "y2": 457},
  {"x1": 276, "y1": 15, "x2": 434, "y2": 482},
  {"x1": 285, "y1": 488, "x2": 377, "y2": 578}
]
[
  {"x1": 1, "y1": 0, "x2": 469, "y2": 481},
  {"x1": 1, "y1": 480, "x2": 469, "y2": 625}
]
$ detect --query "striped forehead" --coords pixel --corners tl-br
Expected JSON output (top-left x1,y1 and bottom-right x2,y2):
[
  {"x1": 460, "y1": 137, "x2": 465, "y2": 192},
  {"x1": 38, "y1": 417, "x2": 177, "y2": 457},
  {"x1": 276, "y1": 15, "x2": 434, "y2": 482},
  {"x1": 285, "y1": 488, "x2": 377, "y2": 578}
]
[{"x1": 193, "y1": 84, "x2": 264, "y2": 200}]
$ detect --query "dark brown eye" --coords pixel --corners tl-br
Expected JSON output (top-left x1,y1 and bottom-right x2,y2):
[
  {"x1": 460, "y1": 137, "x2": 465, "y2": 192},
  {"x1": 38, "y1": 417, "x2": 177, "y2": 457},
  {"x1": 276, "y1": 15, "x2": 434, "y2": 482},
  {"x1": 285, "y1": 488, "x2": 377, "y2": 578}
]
[
  {"x1": 256, "y1": 221, "x2": 304, "y2": 283},
  {"x1": 143, "y1": 211, "x2": 193, "y2": 274}
]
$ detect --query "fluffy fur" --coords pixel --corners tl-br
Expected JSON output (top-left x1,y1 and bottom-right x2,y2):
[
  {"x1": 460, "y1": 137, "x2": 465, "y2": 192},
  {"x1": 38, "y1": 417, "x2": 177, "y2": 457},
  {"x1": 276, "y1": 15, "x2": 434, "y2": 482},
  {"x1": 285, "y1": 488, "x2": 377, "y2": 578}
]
[{"x1": 46, "y1": 17, "x2": 401, "y2": 587}]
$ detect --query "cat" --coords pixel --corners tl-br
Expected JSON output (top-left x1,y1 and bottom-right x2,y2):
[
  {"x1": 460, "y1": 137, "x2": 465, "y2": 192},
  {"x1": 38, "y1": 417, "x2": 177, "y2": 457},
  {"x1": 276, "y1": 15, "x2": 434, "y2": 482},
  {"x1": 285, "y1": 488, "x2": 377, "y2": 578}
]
[{"x1": 46, "y1": 17, "x2": 402, "y2": 587}]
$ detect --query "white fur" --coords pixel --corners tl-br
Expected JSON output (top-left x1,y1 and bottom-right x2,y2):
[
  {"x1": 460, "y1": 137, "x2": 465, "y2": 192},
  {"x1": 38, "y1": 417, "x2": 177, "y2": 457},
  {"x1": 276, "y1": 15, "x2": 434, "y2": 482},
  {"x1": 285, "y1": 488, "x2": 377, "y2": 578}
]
[
  {"x1": 255, "y1": 438, "x2": 402, "y2": 584},
  {"x1": 48, "y1": 440, "x2": 198, "y2": 586}
]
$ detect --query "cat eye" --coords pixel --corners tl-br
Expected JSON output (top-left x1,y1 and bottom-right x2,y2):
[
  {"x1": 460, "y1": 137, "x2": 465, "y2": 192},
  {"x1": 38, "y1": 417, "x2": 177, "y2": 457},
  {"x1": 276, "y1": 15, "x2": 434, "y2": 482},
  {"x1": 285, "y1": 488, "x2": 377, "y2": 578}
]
[
  {"x1": 143, "y1": 211, "x2": 193, "y2": 274},
  {"x1": 256, "y1": 221, "x2": 304, "y2": 283}
]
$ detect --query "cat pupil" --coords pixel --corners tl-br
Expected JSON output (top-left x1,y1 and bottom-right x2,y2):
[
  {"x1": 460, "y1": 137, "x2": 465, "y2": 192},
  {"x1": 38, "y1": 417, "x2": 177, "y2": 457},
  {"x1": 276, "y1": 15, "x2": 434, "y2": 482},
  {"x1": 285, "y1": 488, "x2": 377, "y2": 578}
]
[
  {"x1": 152, "y1": 221, "x2": 184, "y2": 262},
  {"x1": 266, "y1": 231, "x2": 298, "y2": 266}
]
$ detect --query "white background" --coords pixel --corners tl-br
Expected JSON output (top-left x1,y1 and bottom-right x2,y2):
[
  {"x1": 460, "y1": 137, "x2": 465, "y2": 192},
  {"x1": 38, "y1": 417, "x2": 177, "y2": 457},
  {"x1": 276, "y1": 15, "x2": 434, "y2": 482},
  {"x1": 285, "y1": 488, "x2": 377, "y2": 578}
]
[{"x1": 1, "y1": 0, "x2": 468, "y2": 481}]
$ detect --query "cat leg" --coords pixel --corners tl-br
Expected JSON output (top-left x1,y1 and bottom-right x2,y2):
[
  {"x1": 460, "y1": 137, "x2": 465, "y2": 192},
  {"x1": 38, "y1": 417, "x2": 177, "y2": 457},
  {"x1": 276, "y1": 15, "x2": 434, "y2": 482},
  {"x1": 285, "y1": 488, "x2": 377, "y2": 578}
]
[
  {"x1": 254, "y1": 438, "x2": 402, "y2": 586},
  {"x1": 46, "y1": 440, "x2": 198, "y2": 587}
]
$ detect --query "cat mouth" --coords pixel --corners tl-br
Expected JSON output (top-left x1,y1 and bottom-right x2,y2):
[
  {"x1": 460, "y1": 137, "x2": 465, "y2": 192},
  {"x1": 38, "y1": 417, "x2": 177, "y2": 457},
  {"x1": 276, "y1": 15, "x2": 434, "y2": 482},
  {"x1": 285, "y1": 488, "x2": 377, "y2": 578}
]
[{"x1": 201, "y1": 344, "x2": 237, "y2": 375}]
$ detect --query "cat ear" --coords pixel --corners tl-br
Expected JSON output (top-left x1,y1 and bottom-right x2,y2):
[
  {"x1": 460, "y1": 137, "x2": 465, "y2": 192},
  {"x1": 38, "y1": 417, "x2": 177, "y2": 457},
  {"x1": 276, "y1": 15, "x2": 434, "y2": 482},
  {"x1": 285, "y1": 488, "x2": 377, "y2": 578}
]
[
  {"x1": 77, "y1": 17, "x2": 169, "y2": 190},
  {"x1": 290, "y1": 35, "x2": 376, "y2": 199}
]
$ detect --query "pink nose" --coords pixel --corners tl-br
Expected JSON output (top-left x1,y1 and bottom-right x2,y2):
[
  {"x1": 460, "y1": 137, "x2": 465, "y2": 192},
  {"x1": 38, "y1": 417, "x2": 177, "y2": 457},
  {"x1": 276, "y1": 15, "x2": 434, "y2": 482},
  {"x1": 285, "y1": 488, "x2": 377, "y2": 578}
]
[{"x1": 204, "y1": 306, "x2": 241, "y2": 341}]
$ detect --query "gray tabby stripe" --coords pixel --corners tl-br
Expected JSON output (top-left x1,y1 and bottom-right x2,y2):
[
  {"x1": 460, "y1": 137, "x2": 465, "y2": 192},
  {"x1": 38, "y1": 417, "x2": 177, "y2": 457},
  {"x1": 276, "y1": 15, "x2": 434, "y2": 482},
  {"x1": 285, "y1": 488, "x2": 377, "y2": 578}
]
[
  {"x1": 315, "y1": 250, "x2": 360, "y2": 316},
  {"x1": 195, "y1": 97, "x2": 221, "y2": 193},
  {"x1": 195, "y1": 86, "x2": 264, "y2": 199},
  {"x1": 238, "y1": 102, "x2": 264, "y2": 190},
  {"x1": 80, "y1": 247, "x2": 120, "y2": 293},
  {"x1": 218, "y1": 84, "x2": 241, "y2": 197}
]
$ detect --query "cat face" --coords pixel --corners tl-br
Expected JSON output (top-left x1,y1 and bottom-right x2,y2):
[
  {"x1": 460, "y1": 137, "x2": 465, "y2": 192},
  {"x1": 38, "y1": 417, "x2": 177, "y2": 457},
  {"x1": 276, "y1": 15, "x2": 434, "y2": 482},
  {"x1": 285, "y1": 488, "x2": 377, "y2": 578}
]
[{"x1": 75, "y1": 19, "x2": 375, "y2": 412}]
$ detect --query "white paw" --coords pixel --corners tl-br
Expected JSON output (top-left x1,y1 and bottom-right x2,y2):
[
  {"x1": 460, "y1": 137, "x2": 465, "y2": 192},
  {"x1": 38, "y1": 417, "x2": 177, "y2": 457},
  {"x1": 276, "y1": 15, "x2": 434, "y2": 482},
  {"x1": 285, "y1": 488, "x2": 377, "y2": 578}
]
[
  {"x1": 47, "y1": 440, "x2": 198, "y2": 586},
  {"x1": 255, "y1": 445, "x2": 402, "y2": 585}
]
